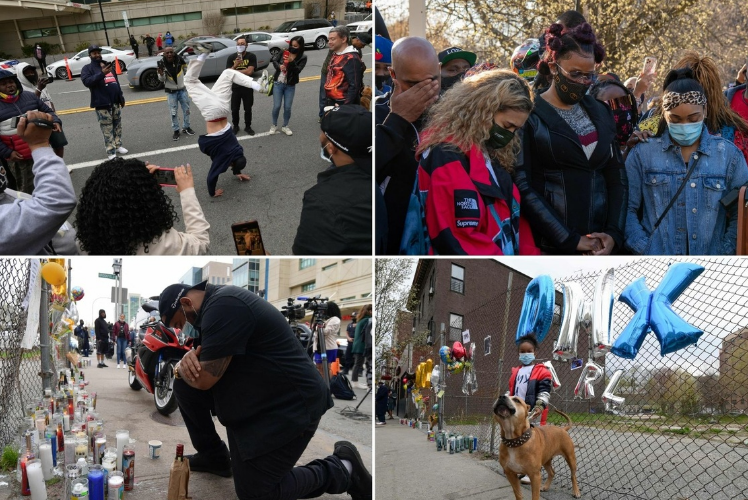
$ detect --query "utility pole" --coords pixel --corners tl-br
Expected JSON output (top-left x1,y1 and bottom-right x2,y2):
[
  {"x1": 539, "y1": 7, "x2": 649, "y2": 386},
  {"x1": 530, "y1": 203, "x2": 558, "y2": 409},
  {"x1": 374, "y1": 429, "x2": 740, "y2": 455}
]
[{"x1": 97, "y1": 0, "x2": 111, "y2": 46}]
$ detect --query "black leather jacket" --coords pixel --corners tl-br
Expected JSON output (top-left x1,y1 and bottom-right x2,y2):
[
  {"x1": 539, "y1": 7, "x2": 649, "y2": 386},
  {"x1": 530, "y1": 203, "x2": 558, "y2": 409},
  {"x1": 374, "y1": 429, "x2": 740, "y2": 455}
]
[{"x1": 513, "y1": 95, "x2": 628, "y2": 254}]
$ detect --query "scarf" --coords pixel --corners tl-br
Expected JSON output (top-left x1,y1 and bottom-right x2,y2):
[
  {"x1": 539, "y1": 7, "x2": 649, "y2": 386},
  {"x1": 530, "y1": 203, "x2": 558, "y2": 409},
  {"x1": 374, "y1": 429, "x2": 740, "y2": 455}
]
[{"x1": 0, "y1": 90, "x2": 20, "y2": 103}]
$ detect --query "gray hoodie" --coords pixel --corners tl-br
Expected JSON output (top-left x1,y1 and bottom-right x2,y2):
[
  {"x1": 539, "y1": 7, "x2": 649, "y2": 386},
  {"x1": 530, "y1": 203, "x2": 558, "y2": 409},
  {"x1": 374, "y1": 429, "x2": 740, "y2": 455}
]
[
  {"x1": 15, "y1": 62, "x2": 53, "y2": 111},
  {"x1": 0, "y1": 147, "x2": 77, "y2": 255}
]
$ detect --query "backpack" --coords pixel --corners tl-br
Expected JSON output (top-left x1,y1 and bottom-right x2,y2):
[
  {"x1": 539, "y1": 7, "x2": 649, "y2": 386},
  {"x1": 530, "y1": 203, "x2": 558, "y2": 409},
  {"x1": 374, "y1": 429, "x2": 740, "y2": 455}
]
[
  {"x1": 398, "y1": 169, "x2": 432, "y2": 255},
  {"x1": 330, "y1": 374, "x2": 356, "y2": 400}
]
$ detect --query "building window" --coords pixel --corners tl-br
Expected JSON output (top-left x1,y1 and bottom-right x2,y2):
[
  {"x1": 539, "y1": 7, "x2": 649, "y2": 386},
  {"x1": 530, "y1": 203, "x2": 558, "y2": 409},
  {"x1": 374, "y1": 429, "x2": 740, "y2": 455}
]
[
  {"x1": 428, "y1": 270, "x2": 435, "y2": 301},
  {"x1": 484, "y1": 336, "x2": 491, "y2": 355},
  {"x1": 301, "y1": 281, "x2": 316, "y2": 292},
  {"x1": 341, "y1": 296, "x2": 356, "y2": 302},
  {"x1": 449, "y1": 313, "x2": 463, "y2": 342},
  {"x1": 361, "y1": 292, "x2": 371, "y2": 298},
  {"x1": 451, "y1": 264, "x2": 465, "y2": 294},
  {"x1": 322, "y1": 263, "x2": 337, "y2": 271},
  {"x1": 343, "y1": 258, "x2": 353, "y2": 263},
  {"x1": 299, "y1": 259, "x2": 316, "y2": 270},
  {"x1": 427, "y1": 317, "x2": 435, "y2": 341}
]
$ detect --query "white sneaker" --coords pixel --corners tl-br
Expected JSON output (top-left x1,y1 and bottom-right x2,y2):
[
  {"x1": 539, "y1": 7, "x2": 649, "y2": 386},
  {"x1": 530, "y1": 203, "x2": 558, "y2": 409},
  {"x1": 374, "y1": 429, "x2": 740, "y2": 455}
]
[
  {"x1": 269, "y1": 125, "x2": 277, "y2": 134},
  {"x1": 356, "y1": 381, "x2": 368, "y2": 390},
  {"x1": 117, "y1": 364, "x2": 121, "y2": 369},
  {"x1": 107, "y1": 154, "x2": 116, "y2": 160},
  {"x1": 194, "y1": 42, "x2": 212, "y2": 54},
  {"x1": 281, "y1": 126, "x2": 293, "y2": 136},
  {"x1": 520, "y1": 475, "x2": 532, "y2": 484},
  {"x1": 116, "y1": 147, "x2": 128, "y2": 154}
]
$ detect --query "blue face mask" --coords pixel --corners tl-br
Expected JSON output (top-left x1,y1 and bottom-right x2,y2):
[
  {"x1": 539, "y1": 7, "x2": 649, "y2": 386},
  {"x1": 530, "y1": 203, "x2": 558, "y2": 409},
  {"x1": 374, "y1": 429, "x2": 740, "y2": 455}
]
[
  {"x1": 519, "y1": 353, "x2": 535, "y2": 366},
  {"x1": 668, "y1": 120, "x2": 703, "y2": 146},
  {"x1": 180, "y1": 304, "x2": 199, "y2": 338}
]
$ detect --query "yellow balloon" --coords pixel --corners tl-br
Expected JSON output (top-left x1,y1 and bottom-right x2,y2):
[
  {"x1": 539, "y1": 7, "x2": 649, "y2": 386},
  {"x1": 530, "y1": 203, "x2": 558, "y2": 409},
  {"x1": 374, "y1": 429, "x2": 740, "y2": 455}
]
[{"x1": 41, "y1": 262, "x2": 66, "y2": 286}]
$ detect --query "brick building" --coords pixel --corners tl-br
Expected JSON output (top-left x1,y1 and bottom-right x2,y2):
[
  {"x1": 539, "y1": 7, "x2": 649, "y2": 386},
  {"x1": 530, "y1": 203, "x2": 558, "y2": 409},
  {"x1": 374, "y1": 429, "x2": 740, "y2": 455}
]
[{"x1": 719, "y1": 327, "x2": 748, "y2": 413}]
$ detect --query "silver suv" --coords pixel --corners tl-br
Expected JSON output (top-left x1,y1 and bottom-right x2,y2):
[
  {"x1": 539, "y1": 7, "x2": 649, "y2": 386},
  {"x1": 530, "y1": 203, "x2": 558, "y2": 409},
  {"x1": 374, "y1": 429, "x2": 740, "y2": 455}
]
[{"x1": 272, "y1": 19, "x2": 333, "y2": 50}]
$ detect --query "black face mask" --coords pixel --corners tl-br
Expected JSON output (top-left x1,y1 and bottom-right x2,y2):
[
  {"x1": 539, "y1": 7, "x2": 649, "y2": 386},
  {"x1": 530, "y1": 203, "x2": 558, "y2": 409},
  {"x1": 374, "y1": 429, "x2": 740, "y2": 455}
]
[
  {"x1": 440, "y1": 72, "x2": 465, "y2": 93},
  {"x1": 289, "y1": 47, "x2": 299, "y2": 54},
  {"x1": 375, "y1": 75, "x2": 391, "y2": 90},
  {"x1": 25, "y1": 73, "x2": 38, "y2": 85},
  {"x1": 553, "y1": 70, "x2": 591, "y2": 105}
]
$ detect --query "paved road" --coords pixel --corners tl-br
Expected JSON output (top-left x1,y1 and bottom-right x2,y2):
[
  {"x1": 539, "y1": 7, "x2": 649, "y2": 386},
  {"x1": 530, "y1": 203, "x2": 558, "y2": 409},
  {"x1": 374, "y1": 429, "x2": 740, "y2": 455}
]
[{"x1": 41, "y1": 47, "x2": 371, "y2": 255}]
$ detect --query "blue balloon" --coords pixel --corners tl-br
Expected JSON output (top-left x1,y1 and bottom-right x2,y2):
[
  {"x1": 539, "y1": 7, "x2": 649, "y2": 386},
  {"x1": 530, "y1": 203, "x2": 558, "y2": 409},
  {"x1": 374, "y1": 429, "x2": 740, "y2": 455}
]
[
  {"x1": 612, "y1": 263, "x2": 705, "y2": 359},
  {"x1": 515, "y1": 275, "x2": 555, "y2": 344}
]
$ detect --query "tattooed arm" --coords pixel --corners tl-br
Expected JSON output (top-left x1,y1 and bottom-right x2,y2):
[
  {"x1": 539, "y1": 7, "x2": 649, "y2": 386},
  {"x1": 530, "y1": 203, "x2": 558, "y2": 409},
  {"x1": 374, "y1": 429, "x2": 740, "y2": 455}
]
[{"x1": 177, "y1": 346, "x2": 233, "y2": 390}]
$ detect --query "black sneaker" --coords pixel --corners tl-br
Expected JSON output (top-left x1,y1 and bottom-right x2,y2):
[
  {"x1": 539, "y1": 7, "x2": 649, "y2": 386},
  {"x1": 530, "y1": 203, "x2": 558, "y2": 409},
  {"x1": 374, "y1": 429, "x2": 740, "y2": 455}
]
[
  {"x1": 183, "y1": 127, "x2": 196, "y2": 136},
  {"x1": 97, "y1": 363, "x2": 103, "y2": 368},
  {"x1": 232, "y1": 124, "x2": 240, "y2": 134},
  {"x1": 333, "y1": 441, "x2": 371, "y2": 500},
  {"x1": 172, "y1": 130, "x2": 180, "y2": 141},
  {"x1": 186, "y1": 451, "x2": 232, "y2": 477},
  {"x1": 102, "y1": 363, "x2": 109, "y2": 367},
  {"x1": 245, "y1": 126, "x2": 255, "y2": 136}
]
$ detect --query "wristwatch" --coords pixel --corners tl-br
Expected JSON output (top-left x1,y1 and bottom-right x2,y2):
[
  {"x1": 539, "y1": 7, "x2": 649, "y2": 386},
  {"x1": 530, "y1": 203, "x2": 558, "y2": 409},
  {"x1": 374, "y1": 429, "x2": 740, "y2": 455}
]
[{"x1": 173, "y1": 363, "x2": 181, "y2": 380}]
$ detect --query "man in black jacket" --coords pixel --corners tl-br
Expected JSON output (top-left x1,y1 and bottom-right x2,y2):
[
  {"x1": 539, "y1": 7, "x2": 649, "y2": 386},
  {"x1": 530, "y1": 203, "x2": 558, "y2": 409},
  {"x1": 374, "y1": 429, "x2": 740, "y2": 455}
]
[
  {"x1": 228, "y1": 37, "x2": 258, "y2": 135},
  {"x1": 81, "y1": 45, "x2": 126, "y2": 160},
  {"x1": 375, "y1": 37, "x2": 440, "y2": 254},
  {"x1": 292, "y1": 105, "x2": 371, "y2": 255},
  {"x1": 94, "y1": 309, "x2": 109, "y2": 368},
  {"x1": 159, "y1": 281, "x2": 372, "y2": 500}
]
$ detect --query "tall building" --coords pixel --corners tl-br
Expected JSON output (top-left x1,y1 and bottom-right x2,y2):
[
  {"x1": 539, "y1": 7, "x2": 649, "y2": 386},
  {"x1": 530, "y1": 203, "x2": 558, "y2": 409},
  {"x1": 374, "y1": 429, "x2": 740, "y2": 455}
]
[
  {"x1": 1, "y1": 0, "x2": 310, "y2": 57},
  {"x1": 126, "y1": 293, "x2": 142, "y2": 324},
  {"x1": 232, "y1": 259, "x2": 261, "y2": 294},
  {"x1": 201, "y1": 261, "x2": 232, "y2": 286},
  {"x1": 179, "y1": 267, "x2": 202, "y2": 286}
]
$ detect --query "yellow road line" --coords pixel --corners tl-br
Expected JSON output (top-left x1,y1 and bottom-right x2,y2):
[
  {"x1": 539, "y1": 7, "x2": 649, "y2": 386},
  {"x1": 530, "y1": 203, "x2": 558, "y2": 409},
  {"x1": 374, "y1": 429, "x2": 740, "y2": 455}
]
[{"x1": 56, "y1": 69, "x2": 372, "y2": 115}]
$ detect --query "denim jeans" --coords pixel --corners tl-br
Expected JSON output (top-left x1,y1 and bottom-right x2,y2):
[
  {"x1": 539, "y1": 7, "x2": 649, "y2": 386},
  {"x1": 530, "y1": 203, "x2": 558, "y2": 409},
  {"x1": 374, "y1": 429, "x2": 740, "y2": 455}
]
[
  {"x1": 167, "y1": 89, "x2": 191, "y2": 131},
  {"x1": 116, "y1": 337, "x2": 127, "y2": 364},
  {"x1": 271, "y1": 82, "x2": 296, "y2": 127}
]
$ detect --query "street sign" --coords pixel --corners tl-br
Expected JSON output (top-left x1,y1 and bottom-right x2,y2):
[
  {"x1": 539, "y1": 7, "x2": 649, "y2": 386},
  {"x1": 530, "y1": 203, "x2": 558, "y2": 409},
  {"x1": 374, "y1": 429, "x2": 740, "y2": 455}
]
[
  {"x1": 99, "y1": 273, "x2": 116, "y2": 280},
  {"x1": 122, "y1": 11, "x2": 129, "y2": 28},
  {"x1": 111, "y1": 287, "x2": 128, "y2": 305}
]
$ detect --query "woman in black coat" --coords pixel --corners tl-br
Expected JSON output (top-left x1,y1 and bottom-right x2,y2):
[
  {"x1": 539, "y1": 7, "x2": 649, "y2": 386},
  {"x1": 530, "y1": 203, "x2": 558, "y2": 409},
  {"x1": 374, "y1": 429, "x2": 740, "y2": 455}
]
[{"x1": 269, "y1": 35, "x2": 307, "y2": 135}]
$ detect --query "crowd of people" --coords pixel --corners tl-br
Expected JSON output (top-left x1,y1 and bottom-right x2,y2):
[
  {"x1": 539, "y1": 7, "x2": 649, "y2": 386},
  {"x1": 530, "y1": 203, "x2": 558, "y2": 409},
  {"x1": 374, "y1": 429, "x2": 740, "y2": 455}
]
[
  {"x1": 0, "y1": 25, "x2": 372, "y2": 256},
  {"x1": 374, "y1": 9, "x2": 748, "y2": 255}
]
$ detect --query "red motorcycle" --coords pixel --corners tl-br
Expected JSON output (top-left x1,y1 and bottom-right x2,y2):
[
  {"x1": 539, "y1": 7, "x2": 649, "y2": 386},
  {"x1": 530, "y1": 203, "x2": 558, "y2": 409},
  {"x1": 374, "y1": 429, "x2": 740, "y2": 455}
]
[{"x1": 126, "y1": 301, "x2": 192, "y2": 415}]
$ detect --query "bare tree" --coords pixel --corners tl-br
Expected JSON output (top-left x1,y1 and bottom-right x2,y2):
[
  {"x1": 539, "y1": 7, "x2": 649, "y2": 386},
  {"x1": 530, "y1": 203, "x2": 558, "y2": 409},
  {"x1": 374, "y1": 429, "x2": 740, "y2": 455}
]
[{"x1": 203, "y1": 13, "x2": 226, "y2": 36}]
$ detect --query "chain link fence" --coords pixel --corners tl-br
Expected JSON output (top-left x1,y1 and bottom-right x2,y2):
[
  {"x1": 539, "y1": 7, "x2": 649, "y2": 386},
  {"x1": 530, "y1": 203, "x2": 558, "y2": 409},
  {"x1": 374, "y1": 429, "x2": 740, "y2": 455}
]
[
  {"x1": 404, "y1": 257, "x2": 748, "y2": 500},
  {"x1": 0, "y1": 258, "x2": 42, "y2": 451}
]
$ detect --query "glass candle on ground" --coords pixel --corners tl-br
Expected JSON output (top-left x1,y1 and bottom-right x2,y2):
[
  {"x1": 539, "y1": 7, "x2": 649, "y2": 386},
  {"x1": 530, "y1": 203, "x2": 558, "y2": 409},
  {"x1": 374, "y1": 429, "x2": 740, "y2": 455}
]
[
  {"x1": 26, "y1": 459, "x2": 46, "y2": 500},
  {"x1": 87, "y1": 465, "x2": 105, "y2": 500},
  {"x1": 38, "y1": 439, "x2": 54, "y2": 481},
  {"x1": 108, "y1": 471, "x2": 124, "y2": 500},
  {"x1": 115, "y1": 430, "x2": 128, "y2": 472}
]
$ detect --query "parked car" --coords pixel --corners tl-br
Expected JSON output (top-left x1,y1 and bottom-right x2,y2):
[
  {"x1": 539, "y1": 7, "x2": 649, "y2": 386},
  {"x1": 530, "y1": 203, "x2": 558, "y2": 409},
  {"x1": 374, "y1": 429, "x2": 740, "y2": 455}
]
[
  {"x1": 46, "y1": 47, "x2": 136, "y2": 80},
  {"x1": 346, "y1": 14, "x2": 372, "y2": 36},
  {"x1": 345, "y1": 1, "x2": 356, "y2": 11},
  {"x1": 125, "y1": 36, "x2": 270, "y2": 91},
  {"x1": 233, "y1": 32, "x2": 289, "y2": 58},
  {"x1": 0, "y1": 59, "x2": 19, "y2": 70},
  {"x1": 272, "y1": 19, "x2": 333, "y2": 50}
]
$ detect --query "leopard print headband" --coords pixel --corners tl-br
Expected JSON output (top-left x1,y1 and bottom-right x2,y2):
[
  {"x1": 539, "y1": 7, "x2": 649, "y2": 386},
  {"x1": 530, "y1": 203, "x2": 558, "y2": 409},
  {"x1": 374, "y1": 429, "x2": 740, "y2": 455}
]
[{"x1": 662, "y1": 90, "x2": 707, "y2": 111}]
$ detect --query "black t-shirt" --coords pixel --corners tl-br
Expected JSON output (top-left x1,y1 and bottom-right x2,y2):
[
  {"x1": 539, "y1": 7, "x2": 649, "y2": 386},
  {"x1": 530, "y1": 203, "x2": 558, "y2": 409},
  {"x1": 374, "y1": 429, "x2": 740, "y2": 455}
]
[
  {"x1": 195, "y1": 284, "x2": 333, "y2": 460},
  {"x1": 227, "y1": 52, "x2": 258, "y2": 91},
  {"x1": 94, "y1": 317, "x2": 109, "y2": 341}
]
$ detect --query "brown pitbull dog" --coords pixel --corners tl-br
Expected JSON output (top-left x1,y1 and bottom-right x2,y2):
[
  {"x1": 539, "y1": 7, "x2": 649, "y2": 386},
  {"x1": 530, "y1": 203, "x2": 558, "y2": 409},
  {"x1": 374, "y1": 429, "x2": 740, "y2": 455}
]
[{"x1": 493, "y1": 393, "x2": 581, "y2": 500}]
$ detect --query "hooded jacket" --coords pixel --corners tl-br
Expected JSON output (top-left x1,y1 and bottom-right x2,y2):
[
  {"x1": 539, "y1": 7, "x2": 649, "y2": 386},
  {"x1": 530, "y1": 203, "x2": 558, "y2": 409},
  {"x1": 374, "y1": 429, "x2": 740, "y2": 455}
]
[
  {"x1": 324, "y1": 45, "x2": 363, "y2": 104},
  {"x1": 15, "y1": 63, "x2": 53, "y2": 110},
  {"x1": 81, "y1": 61, "x2": 125, "y2": 109},
  {"x1": 157, "y1": 54, "x2": 188, "y2": 91},
  {"x1": 0, "y1": 69, "x2": 60, "y2": 160}
]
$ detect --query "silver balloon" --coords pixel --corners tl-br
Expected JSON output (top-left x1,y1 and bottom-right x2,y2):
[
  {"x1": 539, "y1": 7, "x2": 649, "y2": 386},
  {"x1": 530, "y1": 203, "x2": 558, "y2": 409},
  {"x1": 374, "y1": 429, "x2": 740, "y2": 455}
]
[
  {"x1": 573, "y1": 361, "x2": 604, "y2": 399},
  {"x1": 542, "y1": 360, "x2": 561, "y2": 389},
  {"x1": 553, "y1": 282, "x2": 584, "y2": 360},
  {"x1": 430, "y1": 366, "x2": 440, "y2": 390},
  {"x1": 591, "y1": 268, "x2": 615, "y2": 358},
  {"x1": 602, "y1": 368, "x2": 625, "y2": 406}
]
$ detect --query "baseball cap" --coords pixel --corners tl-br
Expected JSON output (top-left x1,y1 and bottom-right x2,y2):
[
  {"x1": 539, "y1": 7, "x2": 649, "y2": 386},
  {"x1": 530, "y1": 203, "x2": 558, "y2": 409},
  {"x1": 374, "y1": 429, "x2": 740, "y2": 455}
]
[
  {"x1": 88, "y1": 45, "x2": 102, "y2": 55},
  {"x1": 374, "y1": 35, "x2": 393, "y2": 65},
  {"x1": 321, "y1": 105, "x2": 372, "y2": 160},
  {"x1": 355, "y1": 33, "x2": 372, "y2": 46},
  {"x1": 158, "y1": 280, "x2": 207, "y2": 326},
  {"x1": 438, "y1": 47, "x2": 477, "y2": 67}
]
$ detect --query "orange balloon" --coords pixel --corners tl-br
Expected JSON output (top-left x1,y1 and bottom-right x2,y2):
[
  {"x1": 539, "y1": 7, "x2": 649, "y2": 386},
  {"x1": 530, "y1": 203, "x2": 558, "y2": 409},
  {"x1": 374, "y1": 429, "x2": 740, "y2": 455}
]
[{"x1": 41, "y1": 262, "x2": 66, "y2": 286}]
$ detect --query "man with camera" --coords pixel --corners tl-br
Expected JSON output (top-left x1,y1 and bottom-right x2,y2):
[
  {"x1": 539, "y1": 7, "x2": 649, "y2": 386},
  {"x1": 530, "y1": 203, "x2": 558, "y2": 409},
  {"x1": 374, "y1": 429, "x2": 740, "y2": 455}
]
[
  {"x1": 0, "y1": 110, "x2": 76, "y2": 255},
  {"x1": 0, "y1": 68, "x2": 62, "y2": 195},
  {"x1": 159, "y1": 280, "x2": 371, "y2": 500},
  {"x1": 81, "y1": 45, "x2": 127, "y2": 160},
  {"x1": 157, "y1": 47, "x2": 195, "y2": 141}
]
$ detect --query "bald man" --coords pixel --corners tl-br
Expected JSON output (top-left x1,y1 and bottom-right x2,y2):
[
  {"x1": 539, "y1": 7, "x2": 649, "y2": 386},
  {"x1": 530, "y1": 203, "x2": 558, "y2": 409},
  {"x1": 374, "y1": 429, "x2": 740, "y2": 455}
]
[{"x1": 375, "y1": 37, "x2": 440, "y2": 254}]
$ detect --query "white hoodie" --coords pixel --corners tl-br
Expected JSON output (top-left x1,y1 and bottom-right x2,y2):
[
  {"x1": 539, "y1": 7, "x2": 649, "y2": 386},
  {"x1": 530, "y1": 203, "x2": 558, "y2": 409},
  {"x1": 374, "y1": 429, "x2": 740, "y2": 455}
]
[{"x1": 15, "y1": 62, "x2": 54, "y2": 110}]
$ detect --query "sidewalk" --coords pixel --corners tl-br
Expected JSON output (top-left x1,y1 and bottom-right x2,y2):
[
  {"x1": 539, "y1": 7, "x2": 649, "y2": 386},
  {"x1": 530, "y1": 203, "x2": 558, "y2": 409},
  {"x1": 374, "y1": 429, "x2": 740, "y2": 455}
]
[
  {"x1": 375, "y1": 421, "x2": 550, "y2": 500},
  {"x1": 0, "y1": 359, "x2": 369, "y2": 499}
]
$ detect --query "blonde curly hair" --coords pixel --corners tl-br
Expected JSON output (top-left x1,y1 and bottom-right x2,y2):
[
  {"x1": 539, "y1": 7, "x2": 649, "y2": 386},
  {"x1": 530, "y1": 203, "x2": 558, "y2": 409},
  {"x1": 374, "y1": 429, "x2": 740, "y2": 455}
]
[{"x1": 417, "y1": 69, "x2": 534, "y2": 172}]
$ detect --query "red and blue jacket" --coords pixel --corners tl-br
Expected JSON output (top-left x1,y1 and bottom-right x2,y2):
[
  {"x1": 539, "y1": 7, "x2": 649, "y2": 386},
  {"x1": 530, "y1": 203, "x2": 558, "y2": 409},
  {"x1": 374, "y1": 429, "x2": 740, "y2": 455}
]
[
  {"x1": 417, "y1": 142, "x2": 539, "y2": 255},
  {"x1": 509, "y1": 364, "x2": 552, "y2": 425}
]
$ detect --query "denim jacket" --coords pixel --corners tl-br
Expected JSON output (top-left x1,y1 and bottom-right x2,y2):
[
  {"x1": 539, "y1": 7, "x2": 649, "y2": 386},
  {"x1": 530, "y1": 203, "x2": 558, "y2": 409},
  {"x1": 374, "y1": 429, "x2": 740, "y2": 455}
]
[{"x1": 625, "y1": 125, "x2": 748, "y2": 255}]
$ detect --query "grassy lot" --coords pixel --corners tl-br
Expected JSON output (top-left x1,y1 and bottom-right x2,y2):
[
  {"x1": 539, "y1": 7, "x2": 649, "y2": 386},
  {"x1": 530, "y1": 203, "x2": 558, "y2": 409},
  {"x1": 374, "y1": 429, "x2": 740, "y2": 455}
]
[{"x1": 0, "y1": 349, "x2": 40, "y2": 360}]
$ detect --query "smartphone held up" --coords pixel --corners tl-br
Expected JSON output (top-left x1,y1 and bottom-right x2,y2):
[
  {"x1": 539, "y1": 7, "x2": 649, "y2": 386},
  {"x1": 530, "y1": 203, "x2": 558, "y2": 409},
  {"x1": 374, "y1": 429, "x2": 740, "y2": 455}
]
[{"x1": 231, "y1": 221, "x2": 266, "y2": 255}]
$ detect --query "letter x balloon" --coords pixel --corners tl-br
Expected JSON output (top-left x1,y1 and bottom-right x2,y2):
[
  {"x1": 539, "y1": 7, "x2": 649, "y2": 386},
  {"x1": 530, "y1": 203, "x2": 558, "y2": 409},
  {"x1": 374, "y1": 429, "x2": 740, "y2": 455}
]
[{"x1": 611, "y1": 262, "x2": 705, "y2": 359}]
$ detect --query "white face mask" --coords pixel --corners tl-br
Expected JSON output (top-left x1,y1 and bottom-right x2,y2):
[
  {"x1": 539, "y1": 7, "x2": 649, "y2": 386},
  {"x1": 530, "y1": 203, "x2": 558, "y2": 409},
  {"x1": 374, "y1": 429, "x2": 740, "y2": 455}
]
[{"x1": 237, "y1": 45, "x2": 247, "y2": 53}]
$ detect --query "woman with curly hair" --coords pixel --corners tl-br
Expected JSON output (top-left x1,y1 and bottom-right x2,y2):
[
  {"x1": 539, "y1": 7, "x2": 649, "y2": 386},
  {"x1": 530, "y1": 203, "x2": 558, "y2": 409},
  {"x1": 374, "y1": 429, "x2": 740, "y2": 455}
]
[
  {"x1": 75, "y1": 159, "x2": 210, "y2": 255},
  {"x1": 513, "y1": 23, "x2": 627, "y2": 255},
  {"x1": 414, "y1": 68, "x2": 539, "y2": 255}
]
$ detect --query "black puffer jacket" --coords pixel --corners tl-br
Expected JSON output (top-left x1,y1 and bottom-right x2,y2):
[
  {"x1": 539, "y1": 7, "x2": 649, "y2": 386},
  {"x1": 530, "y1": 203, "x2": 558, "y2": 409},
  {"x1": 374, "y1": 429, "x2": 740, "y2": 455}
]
[
  {"x1": 513, "y1": 95, "x2": 628, "y2": 254},
  {"x1": 271, "y1": 53, "x2": 307, "y2": 87}
]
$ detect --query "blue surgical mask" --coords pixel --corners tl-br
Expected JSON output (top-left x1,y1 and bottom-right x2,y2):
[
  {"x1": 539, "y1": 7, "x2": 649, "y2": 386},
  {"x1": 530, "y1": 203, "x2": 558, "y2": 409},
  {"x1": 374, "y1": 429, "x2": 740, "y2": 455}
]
[
  {"x1": 180, "y1": 304, "x2": 199, "y2": 338},
  {"x1": 519, "y1": 353, "x2": 535, "y2": 366},
  {"x1": 668, "y1": 120, "x2": 703, "y2": 146},
  {"x1": 320, "y1": 144, "x2": 333, "y2": 163}
]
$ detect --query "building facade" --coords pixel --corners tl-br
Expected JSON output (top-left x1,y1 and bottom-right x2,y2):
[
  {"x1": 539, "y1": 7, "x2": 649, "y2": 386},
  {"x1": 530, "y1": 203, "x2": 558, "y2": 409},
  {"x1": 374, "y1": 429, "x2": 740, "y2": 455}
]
[
  {"x1": 232, "y1": 259, "x2": 261, "y2": 294},
  {"x1": 179, "y1": 266, "x2": 202, "y2": 286},
  {"x1": 719, "y1": 328, "x2": 748, "y2": 413}
]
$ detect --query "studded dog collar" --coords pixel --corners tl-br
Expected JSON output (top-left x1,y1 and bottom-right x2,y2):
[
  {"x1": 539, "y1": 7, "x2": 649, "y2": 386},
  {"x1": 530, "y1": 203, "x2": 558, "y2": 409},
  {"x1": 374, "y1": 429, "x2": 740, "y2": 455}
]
[{"x1": 501, "y1": 428, "x2": 532, "y2": 448}]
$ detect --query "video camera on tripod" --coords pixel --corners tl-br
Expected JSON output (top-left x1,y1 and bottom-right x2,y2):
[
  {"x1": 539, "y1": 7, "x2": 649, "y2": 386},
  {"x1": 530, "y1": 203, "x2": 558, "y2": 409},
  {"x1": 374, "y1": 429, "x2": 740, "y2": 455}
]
[
  {"x1": 280, "y1": 297, "x2": 306, "y2": 324},
  {"x1": 298, "y1": 295, "x2": 329, "y2": 323}
]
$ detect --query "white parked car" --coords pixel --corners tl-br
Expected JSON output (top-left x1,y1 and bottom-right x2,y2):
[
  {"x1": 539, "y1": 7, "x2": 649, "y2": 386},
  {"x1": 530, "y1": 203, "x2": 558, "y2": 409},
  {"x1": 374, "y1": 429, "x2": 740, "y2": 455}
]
[
  {"x1": 233, "y1": 32, "x2": 289, "y2": 58},
  {"x1": 46, "y1": 47, "x2": 137, "y2": 80},
  {"x1": 272, "y1": 19, "x2": 333, "y2": 50},
  {"x1": 347, "y1": 14, "x2": 372, "y2": 36}
]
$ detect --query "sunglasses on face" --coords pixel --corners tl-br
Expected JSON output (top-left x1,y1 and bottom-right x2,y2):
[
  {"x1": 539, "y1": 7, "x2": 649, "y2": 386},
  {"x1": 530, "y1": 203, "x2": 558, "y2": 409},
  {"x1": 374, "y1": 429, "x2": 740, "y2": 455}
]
[
  {"x1": 556, "y1": 64, "x2": 597, "y2": 84},
  {"x1": 606, "y1": 94, "x2": 635, "y2": 111}
]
